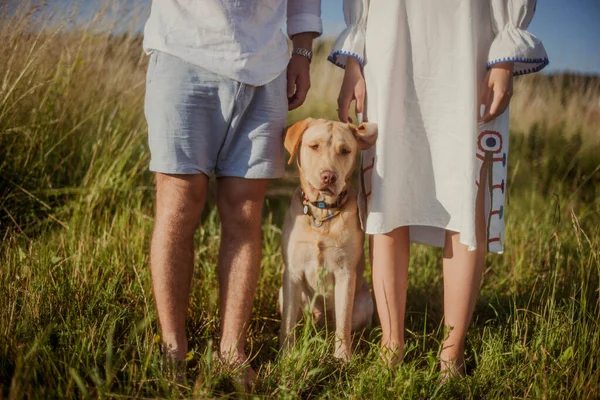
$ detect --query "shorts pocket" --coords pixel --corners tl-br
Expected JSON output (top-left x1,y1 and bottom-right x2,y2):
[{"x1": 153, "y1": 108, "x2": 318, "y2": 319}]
[{"x1": 146, "y1": 51, "x2": 159, "y2": 85}]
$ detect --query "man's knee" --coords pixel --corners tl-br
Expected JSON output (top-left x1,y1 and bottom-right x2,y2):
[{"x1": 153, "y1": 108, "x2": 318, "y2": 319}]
[
  {"x1": 218, "y1": 197, "x2": 264, "y2": 234},
  {"x1": 155, "y1": 173, "x2": 208, "y2": 235},
  {"x1": 217, "y1": 179, "x2": 268, "y2": 234}
]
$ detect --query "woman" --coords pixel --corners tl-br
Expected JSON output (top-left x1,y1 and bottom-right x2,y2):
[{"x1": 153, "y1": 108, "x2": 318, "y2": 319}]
[{"x1": 330, "y1": 0, "x2": 547, "y2": 376}]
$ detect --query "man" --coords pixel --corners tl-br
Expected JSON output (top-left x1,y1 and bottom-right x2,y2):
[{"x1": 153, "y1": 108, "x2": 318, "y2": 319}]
[{"x1": 143, "y1": 0, "x2": 321, "y2": 380}]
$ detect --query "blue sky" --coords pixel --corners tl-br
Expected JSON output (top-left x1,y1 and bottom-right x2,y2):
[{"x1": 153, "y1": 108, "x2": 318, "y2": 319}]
[
  {"x1": 318, "y1": 0, "x2": 600, "y2": 74},
  {"x1": 64, "y1": 0, "x2": 600, "y2": 74}
]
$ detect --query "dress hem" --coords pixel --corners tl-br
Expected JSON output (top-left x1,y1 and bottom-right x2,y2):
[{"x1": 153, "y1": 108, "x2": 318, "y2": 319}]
[
  {"x1": 364, "y1": 220, "x2": 503, "y2": 254},
  {"x1": 364, "y1": 219, "x2": 460, "y2": 236}
]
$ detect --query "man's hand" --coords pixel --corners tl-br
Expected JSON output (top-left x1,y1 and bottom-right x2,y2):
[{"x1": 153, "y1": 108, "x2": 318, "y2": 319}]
[
  {"x1": 287, "y1": 32, "x2": 315, "y2": 110},
  {"x1": 287, "y1": 55, "x2": 311, "y2": 110},
  {"x1": 337, "y1": 56, "x2": 366, "y2": 123},
  {"x1": 480, "y1": 62, "x2": 514, "y2": 124}
]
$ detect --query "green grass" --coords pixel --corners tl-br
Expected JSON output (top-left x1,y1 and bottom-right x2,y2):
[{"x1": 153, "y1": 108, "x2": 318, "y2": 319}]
[{"x1": 1, "y1": 3, "x2": 600, "y2": 399}]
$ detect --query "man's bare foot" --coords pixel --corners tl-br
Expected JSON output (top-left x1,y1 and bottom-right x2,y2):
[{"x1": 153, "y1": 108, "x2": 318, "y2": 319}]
[
  {"x1": 218, "y1": 350, "x2": 257, "y2": 391},
  {"x1": 162, "y1": 351, "x2": 187, "y2": 384}
]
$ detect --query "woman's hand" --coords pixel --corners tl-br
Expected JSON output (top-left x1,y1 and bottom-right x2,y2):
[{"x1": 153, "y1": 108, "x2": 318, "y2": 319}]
[
  {"x1": 479, "y1": 62, "x2": 514, "y2": 124},
  {"x1": 338, "y1": 57, "x2": 366, "y2": 123}
]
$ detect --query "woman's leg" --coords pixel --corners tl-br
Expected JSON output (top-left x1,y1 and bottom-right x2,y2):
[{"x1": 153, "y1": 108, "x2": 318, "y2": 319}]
[
  {"x1": 440, "y1": 164, "x2": 488, "y2": 376},
  {"x1": 371, "y1": 227, "x2": 410, "y2": 365}
]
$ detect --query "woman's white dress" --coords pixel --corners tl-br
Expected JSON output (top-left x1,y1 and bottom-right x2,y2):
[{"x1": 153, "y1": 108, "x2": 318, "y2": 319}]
[{"x1": 329, "y1": 0, "x2": 548, "y2": 253}]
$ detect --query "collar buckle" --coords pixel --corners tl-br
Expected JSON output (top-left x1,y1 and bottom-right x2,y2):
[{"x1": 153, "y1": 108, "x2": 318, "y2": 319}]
[{"x1": 300, "y1": 189, "x2": 348, "y2": 228}]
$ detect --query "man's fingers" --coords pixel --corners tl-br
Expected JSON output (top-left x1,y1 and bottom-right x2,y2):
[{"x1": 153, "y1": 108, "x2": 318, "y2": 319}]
[
  {"x1": 287, "y1": 69, "x2": 296, "y2": 99},
  {"x1": 288, "y1": 89, "x2": 308, "y2": 110},
  {"x1": 288, "y1": 94, "x2": 302, "y2": 110},
  {"x1": 289, "y1": 95, "x2": 305, "y2": 110},
  {"x1": 289, "y1": 75, "x2": 309, "y2": 110}
]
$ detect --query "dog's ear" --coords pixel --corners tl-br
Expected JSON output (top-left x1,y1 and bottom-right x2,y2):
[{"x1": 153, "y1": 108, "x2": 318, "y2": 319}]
[
  {"x1": 351, "y1": 122, "x2": 378, "y2": 150},
  {"x1": 284, "y1": 118, "x2": 315, "y2": 165}
]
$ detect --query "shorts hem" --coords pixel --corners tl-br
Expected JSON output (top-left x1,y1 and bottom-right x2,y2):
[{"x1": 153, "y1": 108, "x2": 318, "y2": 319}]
[
  {"x1": 149, "y1": 163, "x2": 211, "y2": 176},
  {"x1": 215, "y1": 167, "x2": 285, "y2": 180}
]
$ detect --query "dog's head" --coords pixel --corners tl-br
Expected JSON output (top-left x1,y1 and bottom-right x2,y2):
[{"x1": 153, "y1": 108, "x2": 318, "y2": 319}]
[{"x1": 284, "y1": 118, "x2": 378, "y2": 202}]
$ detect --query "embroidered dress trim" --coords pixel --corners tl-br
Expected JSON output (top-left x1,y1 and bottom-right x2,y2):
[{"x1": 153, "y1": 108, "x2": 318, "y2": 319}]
[
  {"x1": 487, "y1": 57, "x2": 549, "y2": 76},
  {"x1": 328, "y1": 50, "x2": 365, "y2": 69}
]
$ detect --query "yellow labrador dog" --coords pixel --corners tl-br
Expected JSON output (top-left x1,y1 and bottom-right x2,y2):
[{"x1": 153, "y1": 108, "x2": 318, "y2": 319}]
[{"x1": 279, "y1": 118, "x2": 377, "y2": 360}]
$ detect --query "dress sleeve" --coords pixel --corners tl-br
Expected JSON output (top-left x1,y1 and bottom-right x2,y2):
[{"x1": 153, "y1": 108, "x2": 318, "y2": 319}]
[
  {"x1": 327, "y1": 0, "x2": 369, "y2": 69},
  {"x1": 488, "y1": 0, "x2": 549, "y2": 76},
  {"x1": 287, "y1": 0, "x2": 322, "y2": 38}
]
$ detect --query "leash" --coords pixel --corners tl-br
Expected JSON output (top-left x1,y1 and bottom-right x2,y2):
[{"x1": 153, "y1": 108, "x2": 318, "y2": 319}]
[{"x1": 300, "y1": 189, "x2": 347, "y2": 227}]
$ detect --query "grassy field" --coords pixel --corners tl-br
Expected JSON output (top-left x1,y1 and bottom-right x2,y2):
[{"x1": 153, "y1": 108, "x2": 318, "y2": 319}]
[{"x1": 1, "y1": 3, "x2": 600, "y2": 399}]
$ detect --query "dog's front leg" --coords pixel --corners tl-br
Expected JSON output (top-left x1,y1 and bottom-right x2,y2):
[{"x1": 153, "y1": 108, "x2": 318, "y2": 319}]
[
  {"x1": 279, "y1": 267, "x2": 302, "y2": 352},
  {"x1": 333, "y1": 270, "x2": 356, "y2": 361}
]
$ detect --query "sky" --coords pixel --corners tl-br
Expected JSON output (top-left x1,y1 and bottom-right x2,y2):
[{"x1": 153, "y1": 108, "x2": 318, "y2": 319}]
[
  {"x1": 48, "y1": 0, "x2": 600, "y2": 74},
  {"x1": 318, "y1": 0, "x2": 600, "y2": 74}
]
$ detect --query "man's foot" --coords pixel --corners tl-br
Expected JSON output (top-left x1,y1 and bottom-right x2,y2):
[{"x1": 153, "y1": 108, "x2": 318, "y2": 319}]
[
  {"x1": 162, "y1": 351, "x2": 187, "y2": 384},
  {"x1": 217, "y1": 350, "x2": 257, "y2": 391}
]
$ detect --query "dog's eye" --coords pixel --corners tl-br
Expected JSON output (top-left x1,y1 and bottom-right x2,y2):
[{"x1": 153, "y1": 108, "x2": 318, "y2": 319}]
[
  {"x1": 341, "y1": 148, "x2": 351, "y2": 155},
  {"x1": 309, "y1": 144, "x2": 319, "y2": 150}
]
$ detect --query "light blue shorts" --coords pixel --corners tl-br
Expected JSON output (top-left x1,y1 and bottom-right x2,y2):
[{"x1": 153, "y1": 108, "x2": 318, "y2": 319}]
[{"x1": 144, "y1": 51, "x2": 287, "y2": 178}]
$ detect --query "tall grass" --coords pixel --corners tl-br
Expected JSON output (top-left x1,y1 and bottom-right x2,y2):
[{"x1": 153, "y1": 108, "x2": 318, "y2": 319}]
[{"x1": 1, "y1": 2, "x2": 599, "y2": 398}]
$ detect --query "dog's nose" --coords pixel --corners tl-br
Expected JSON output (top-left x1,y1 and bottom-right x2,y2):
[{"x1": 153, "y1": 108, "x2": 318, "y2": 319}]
[{"x1": 320, "y1": 171, "x2": 338, "y2": 185}]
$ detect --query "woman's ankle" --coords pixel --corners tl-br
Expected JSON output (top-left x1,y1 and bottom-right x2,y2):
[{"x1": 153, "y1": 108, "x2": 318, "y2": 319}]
[
  {"x1": 379, "y1": 340, "x2": 404, "y2": 367},
  {"x1": 439, "y1": 341, "x2": 466, "y2": 377}
]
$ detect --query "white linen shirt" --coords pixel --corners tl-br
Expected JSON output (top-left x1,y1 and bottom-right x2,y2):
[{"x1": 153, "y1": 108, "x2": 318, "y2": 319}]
[{"x1": 143, "y1": 0, "x2": 322, "y2": 86}]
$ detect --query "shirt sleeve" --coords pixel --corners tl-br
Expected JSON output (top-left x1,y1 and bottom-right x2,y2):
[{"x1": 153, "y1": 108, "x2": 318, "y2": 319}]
[
  {"x1": 488, "y1": 0, "x2": 549, "y2": 75},
  {"x1": 328, "y1": 0, "x2": 369, "y2": 69},
  {"x1": 287, "y1": 0, "x2": 322, "y2": 38}
]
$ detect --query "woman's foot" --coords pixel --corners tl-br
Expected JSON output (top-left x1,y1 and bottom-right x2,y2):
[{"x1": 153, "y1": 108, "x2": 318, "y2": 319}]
[
  {"x1": 379, "y1": 342, "x2": 404, "y2": 368},
  {"x1": 439, "y1": 346, "x2": 465, "y2": 384}
]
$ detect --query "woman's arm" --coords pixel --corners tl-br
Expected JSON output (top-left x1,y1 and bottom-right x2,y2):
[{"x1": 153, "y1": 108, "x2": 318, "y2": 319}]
[
  {"x1": 338, "y1": 56, "x2": 366, "y2": 123},
  {"x1": 327, "y1": 0, "x2": 370, "y2": 122},
  {"x1": 480, "y1": 0, "x2": 548, "y2": 123}
]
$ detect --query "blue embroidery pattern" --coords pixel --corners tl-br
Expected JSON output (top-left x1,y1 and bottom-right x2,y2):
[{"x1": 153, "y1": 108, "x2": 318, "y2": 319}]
[
  {"x1": 328, "y1": 50, "x2": 365, "y2": 69},
  {"x1": 487, "y1": 57, "x2": 549, "y2": 76}
]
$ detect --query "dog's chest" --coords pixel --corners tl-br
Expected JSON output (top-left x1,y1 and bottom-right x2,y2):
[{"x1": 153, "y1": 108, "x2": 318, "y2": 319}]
[
  {"x1": 282, "y1": 189, "x2": 363, "y2": 291},
  {"x1": 293, "y1": 231, "x2": 353, "y2": 291},
  {"x1": 299, "y1": 234, "x2": 349, "y2": 268},
  {"x1": 286, "y1": 215, "x2": 360, "y2": 272}
]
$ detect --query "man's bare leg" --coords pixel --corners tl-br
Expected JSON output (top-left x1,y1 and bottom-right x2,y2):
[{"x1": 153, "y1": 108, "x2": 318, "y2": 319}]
[
  {"x1": 151, "y1": 173, "x2": 208, "y2": 361},
  {"x1": 215, "y1": 177, "x2": 269, "y2": 377}
]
